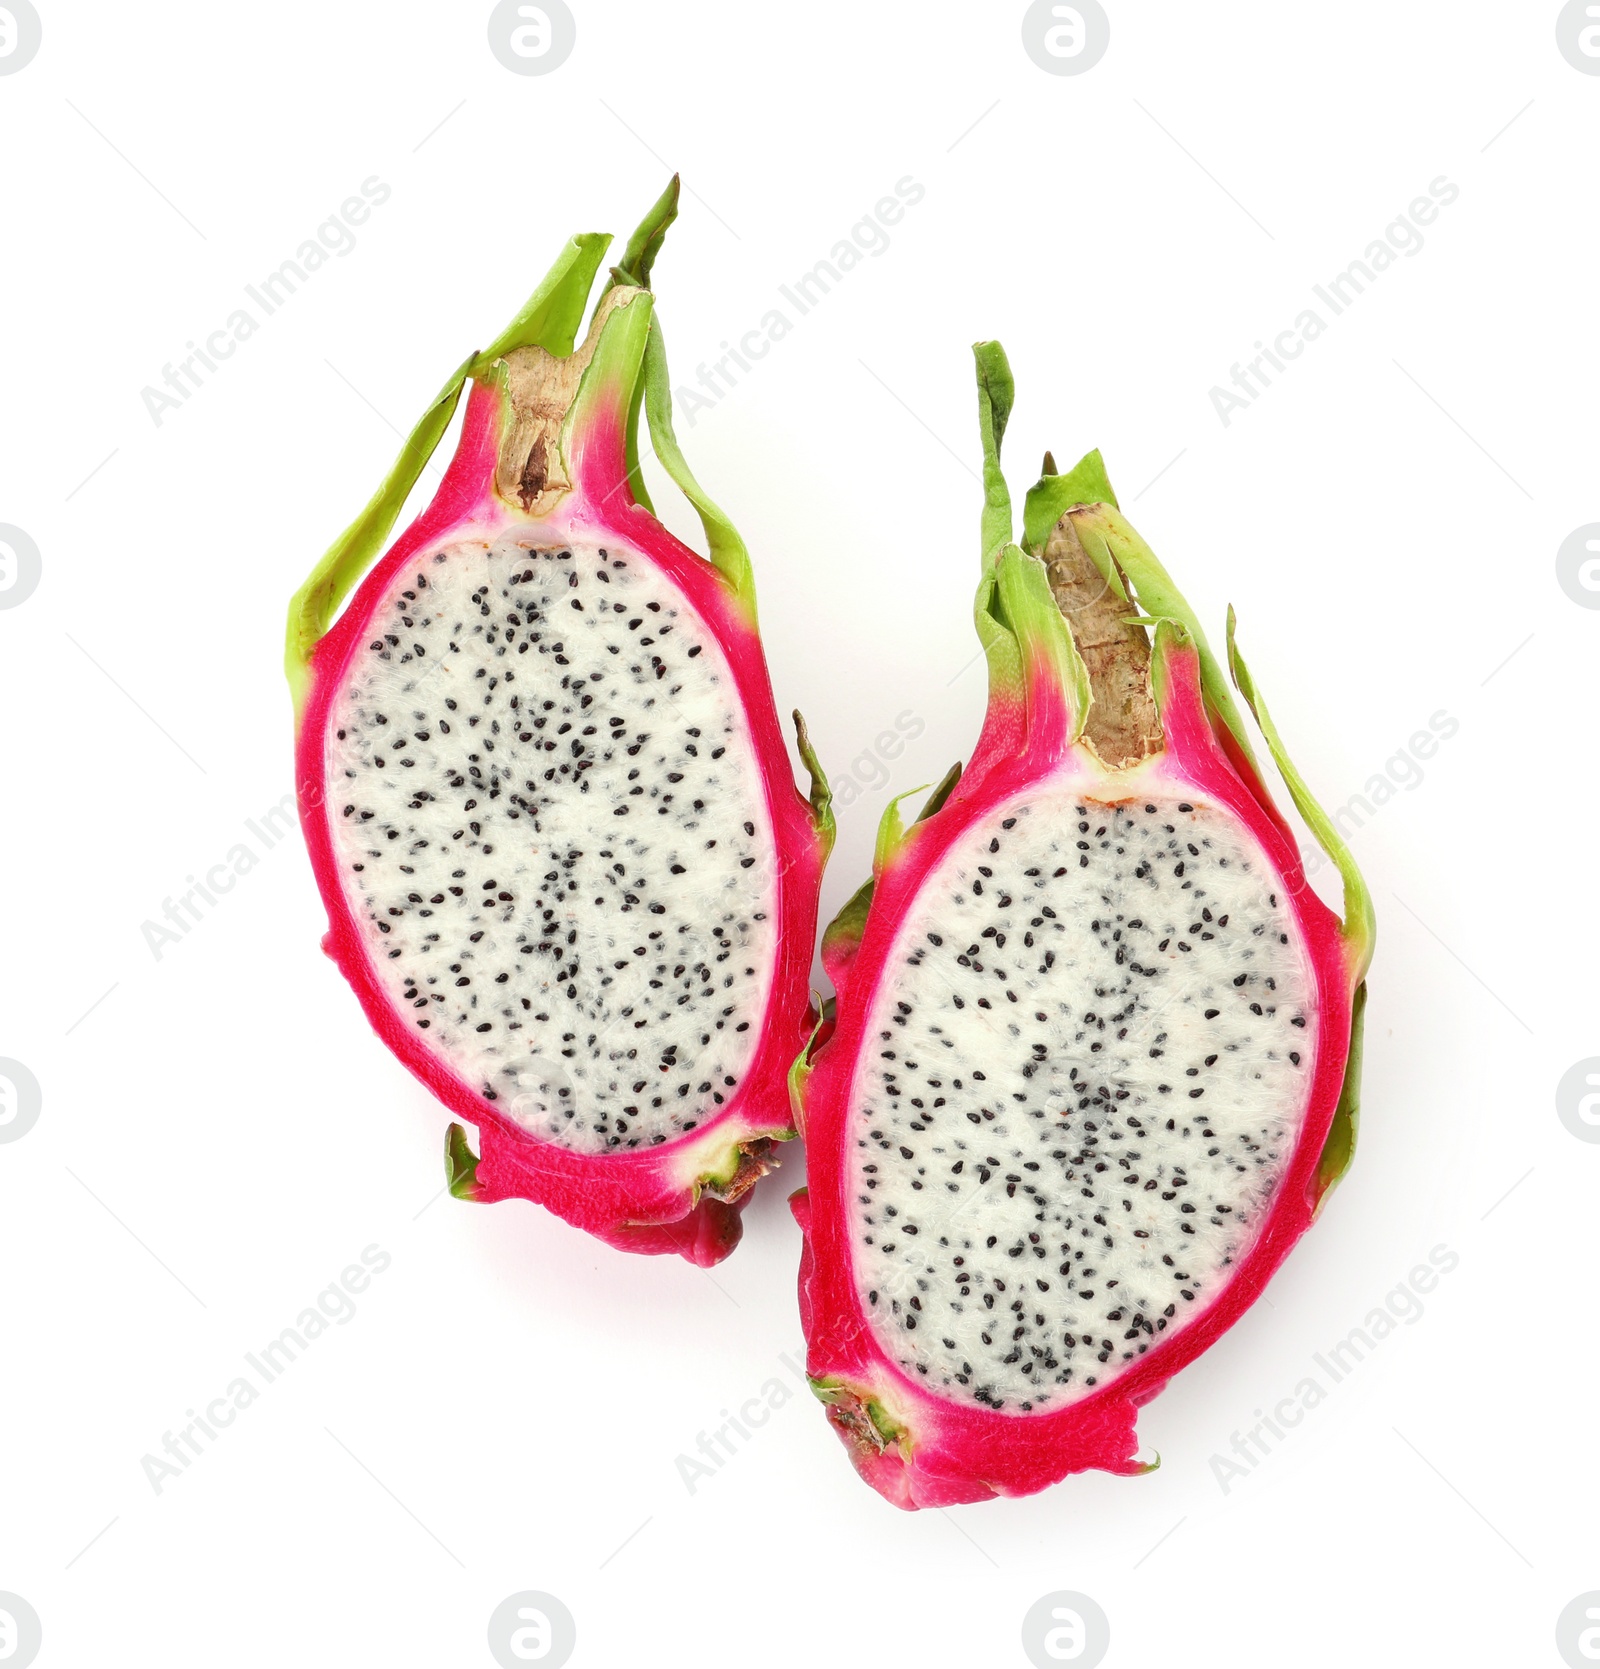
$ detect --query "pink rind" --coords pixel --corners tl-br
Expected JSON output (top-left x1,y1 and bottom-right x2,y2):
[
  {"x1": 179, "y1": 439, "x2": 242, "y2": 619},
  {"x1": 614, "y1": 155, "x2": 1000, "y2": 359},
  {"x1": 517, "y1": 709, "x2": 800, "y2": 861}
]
[
  {"x1": 794, "y1": 632, "x2": 1353, "y2": 1506},
  {"x1": 296, "y1": 362, "x2": 826, "y2": 1266}
]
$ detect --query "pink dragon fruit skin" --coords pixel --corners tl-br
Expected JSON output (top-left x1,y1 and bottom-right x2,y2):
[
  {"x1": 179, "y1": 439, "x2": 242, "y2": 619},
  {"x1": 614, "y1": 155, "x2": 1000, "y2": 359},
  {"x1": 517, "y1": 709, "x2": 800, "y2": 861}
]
[
  {"x1": 790, "y1": 342, "x2": 1373, "y2": 1506},
  {"x1": 287, "y1": 183, "x2": 832, "y2": 1267}
]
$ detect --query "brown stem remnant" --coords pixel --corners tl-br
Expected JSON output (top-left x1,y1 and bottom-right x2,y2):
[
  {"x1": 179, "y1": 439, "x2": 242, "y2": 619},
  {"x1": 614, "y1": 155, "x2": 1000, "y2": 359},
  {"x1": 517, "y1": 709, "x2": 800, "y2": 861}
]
[
  {"x1": 491, "y1": 285, "x2": 642, "y2": 519},
  {"x1": 1041, "y1": 508, "x2": 1163, "y2": 769}
]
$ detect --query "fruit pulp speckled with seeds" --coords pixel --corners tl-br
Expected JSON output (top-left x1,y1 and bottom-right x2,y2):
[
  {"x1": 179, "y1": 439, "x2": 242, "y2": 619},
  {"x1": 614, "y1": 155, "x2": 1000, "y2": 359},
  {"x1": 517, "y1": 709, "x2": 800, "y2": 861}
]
[
  {"x1": 287, "y1": 181, "x2": 832, "y2": 1266},
  {"x1": 789, "y1": 341, "x2": 1373, "y2": 1506}
]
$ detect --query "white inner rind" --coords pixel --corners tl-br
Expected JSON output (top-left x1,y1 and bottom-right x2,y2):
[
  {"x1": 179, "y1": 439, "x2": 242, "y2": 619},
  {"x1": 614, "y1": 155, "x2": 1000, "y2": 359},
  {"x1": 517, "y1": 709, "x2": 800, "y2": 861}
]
[
  {"x1": 326, "y1": 533, "x2": 779, "y2": 1153},
  {"x1": 847, "y1": 786, "x2": 1316, "y2": 1412}
]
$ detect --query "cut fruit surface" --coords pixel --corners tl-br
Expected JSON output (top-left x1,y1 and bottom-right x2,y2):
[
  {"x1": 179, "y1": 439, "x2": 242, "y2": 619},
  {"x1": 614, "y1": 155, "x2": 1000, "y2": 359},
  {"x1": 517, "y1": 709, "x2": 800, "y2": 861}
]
[
  {"x1": 848, "y1": 788, "x2": 1314, "y2": 1413},
  {"x1": 289, "y1": 182, "x2": 832, "y2": 1265},
  {"x1": 325, "y1": 535, "x2": 780, "y2": 1154},
  {"x1": 791, "y1": 342, "x2": 1372, "y2": 1505}
]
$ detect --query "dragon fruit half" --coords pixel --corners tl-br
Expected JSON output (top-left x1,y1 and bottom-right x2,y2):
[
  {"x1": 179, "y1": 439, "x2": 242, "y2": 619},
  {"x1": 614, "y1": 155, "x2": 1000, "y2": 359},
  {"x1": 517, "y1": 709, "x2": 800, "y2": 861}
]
[
  {"x1": 287, "y1": 182, "x2": 831, "y2": 1266},
  {"x1": 790, "y1": 342, "x2": 1373, "y2": 1507}
]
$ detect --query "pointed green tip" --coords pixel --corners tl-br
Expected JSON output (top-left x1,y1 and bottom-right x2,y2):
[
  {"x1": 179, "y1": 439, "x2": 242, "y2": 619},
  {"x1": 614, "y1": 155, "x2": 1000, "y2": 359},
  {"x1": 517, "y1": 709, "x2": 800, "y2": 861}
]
[
  {"x1": 1041, "y1": 449, "x2": 1058, "y2": 476},
  {"x1": 1315, "y1": 980, "x2": 1366, "y2": 1205},
  {"x1": 444, "y1": 1123, "x2": 485, "y2": 1201},
  {"x1": 642, "y1": 315, "x2": 755, "y2": 603},
  {"x1": 611, "y1": 175, "x2": 680, "y2": 291},
  {"x1": 974, "y1": 341, "x2": 1016, "y2": 559},
  {"x1": 871, "y1": 762, "x2": 963, "y2": 879},
  {"x1": 972, "y1": 340, "x2": 1016, "y2": 442},
  {"x1": 918, "y1": 762, "x2": 963, "y2": 822},
  {"x1": 1021, "y1": 446, "x2": 1120, "y2": 551},
  {"x1": 821, "y1": 872, "x2": 876, "y2": 963},
  {"x1": 1226, "y1": 611, "x2": 1376, "y2": 977},
  {"x1": 788, "y1": 1005, "x2": 829, "y2": 1130},
  {"x1": 792, "y1": 708, "x2": 835, "y2": 854},
  {"x1": 1153, "y1": 615, "x2": 1195, "y2": 652},
  {"x1": 474, "y1": 232, "x2": 613, "y2": 372},
  {"x1": 873, "y1": 781, "x2": 931, "y2": 877}
]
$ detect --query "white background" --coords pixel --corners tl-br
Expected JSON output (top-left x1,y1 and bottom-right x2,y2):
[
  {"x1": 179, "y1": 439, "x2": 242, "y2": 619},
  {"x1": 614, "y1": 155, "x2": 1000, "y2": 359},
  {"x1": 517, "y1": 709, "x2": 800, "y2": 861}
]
[{"x1": 2, "y1": 3, "x2": 1595, "y2": 1666}]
